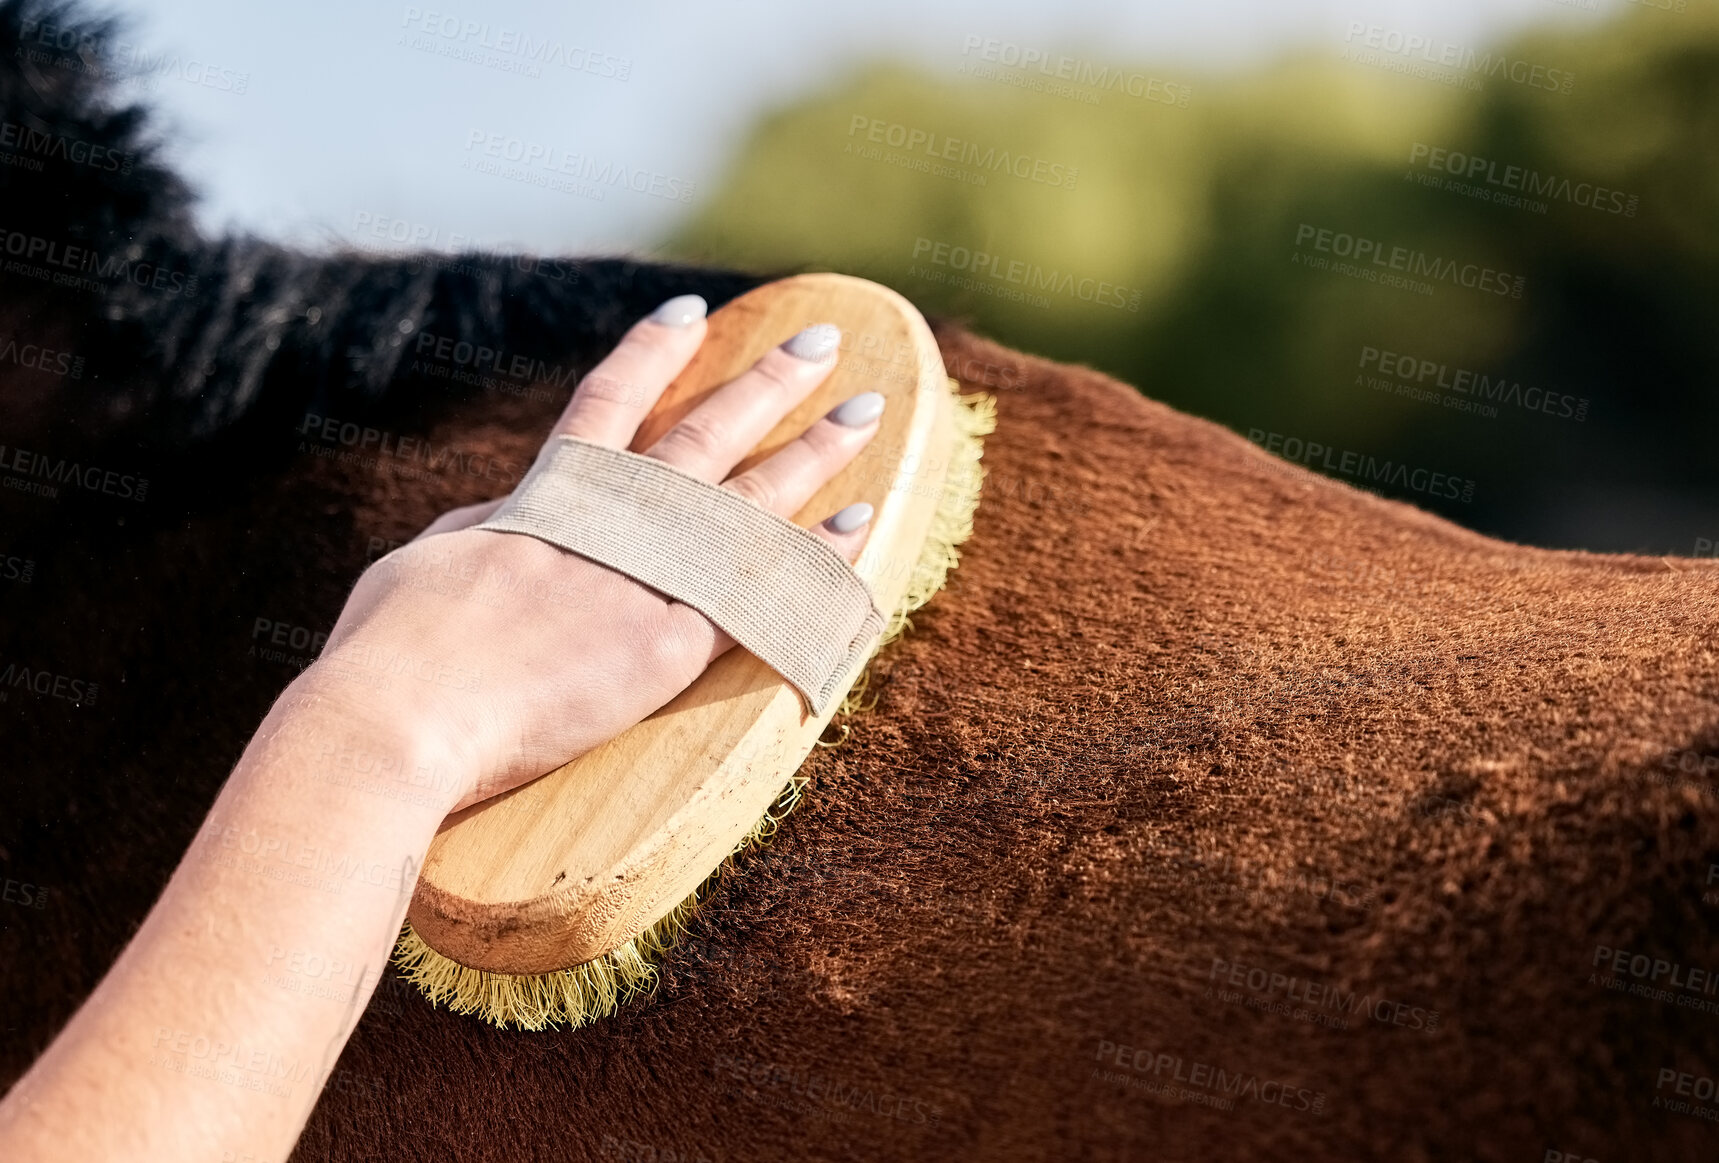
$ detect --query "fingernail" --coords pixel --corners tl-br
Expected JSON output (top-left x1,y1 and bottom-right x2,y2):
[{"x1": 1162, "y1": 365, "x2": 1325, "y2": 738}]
[
  {"x1": 827, "y1": 391, "x2": 885, "y2": 428},
  {"x1": 825, "y1": 502, "x2": 873, "y2": 535},
  {"x1": 649, "y1": 294, "x2": 707, "y2": 327},
  {"x1": 782, "y1": 323, "x2": 841, "y2": 363}
]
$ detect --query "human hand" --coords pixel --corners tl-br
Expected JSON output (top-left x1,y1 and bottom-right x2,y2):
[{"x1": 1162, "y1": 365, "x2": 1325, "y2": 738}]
[{"x1": 288, "y1": 294, "x2": 886, "y2": 811}]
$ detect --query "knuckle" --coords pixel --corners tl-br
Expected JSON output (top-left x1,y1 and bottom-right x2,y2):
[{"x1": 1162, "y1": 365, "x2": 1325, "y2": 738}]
[
  {"x1": 749, "y1": 354, "x2": 801, "y2": 395},
  {"x1": 637, "y1": 609, "x2": 709, "y2": 679},
  {"x1": 801, "y1": 421, "x2": 851, "y2": 457},
  {"x1": 576, "y1": 373, "x2": 643, "y2": 408},
  {"x1": 724, "y1": 472, "x2": 777, "y2": 511},
  {"x1": 655, "y1": 412, "x2": 729, "y2": 462}
]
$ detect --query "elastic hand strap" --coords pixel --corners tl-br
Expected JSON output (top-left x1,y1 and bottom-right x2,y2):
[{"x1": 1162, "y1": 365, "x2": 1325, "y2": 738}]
[{"x1": 476, "y1": 436, "x2": 883, "y2": 714}]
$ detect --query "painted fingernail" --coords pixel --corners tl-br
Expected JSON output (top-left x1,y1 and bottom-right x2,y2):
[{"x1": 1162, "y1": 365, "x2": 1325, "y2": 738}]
[
  {"x1": 649, "y1": 294, "x2": 707, "y2": 327},
  {"x1": 825, "y1": 502, "x2": 873, "y2": 535},
  {"x1": 782, "y1": 323, "x2": 841, "y2": 363},
  {"x1": 827, "y1": 391, "x2": 885, "y2": 428}
]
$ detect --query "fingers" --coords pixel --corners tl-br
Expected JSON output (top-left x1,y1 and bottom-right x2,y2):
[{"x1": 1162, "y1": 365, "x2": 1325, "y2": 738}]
[
  {"x1": 550, "y1": 295, "x2": 708, "y2": 448},
  {"x1": 721, "y1": 391, "x2": 884, "y2": 521},
  {"x1": 643, "y1": 323, "x2": 842, "y2": 482},
  {"x1": 810, "y1": 501, "x2": 874, "y2": 562},
  {"x1": 422, "y1": 312, "x2": 879, "y2": 544}
]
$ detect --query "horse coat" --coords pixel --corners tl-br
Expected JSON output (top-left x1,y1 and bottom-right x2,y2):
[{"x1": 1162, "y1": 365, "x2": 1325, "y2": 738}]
[{"x1": 2, "y1": 4, "x2": 1717, "y2": 1159}]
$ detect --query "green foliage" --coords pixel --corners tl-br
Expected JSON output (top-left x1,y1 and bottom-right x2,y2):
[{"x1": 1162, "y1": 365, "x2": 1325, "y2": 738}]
[{"x1": 672, "y1": 8, "x2": 1719, "y2": 550}]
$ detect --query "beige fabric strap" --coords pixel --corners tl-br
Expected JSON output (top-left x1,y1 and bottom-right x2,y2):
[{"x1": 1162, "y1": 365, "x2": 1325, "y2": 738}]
[{"x1": 476, "y1": 436, "x2": 884, "y2": 714}]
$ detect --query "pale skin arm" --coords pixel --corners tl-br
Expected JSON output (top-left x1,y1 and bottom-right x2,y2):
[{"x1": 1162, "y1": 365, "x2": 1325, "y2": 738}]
[{"x1": 0, "y1": 296, "x2": 883, "y2": 1162}]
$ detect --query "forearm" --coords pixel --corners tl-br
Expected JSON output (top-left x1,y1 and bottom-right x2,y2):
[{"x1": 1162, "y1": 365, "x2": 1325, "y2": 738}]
[{"x1": 0, "y1": 676, "x2": 462, "y2": 1162}]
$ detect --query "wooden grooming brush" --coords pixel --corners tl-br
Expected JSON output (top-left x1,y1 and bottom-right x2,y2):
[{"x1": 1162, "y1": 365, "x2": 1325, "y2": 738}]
[{"x1": 394, "y1": 273, "x2": 994, "y2": 1029}]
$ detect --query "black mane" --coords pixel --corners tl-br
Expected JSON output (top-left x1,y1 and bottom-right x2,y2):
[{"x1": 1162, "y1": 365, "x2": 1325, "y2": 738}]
[{"x1": 0, "y1": 0, "x2": 762, "y2": 483}]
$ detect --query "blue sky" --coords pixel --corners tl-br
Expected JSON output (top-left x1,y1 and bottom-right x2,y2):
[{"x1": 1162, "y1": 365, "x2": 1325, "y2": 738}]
[{"x1": 117, "y1": 0, "x2": 1617, "y2": 256}]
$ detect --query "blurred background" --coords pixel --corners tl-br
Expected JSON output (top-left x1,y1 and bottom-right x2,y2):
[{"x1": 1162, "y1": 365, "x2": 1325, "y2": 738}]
[{"x1": 112, "y1": 0, "x2": 1719, "y2": 553}]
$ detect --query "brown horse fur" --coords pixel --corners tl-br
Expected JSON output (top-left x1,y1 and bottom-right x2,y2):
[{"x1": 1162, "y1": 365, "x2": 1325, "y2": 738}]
[
  {"x1": 5, "y1": 3, "x2": 1719, "y2": 1157},
  {"x1": 5, "y1": 318, "x2": 1719, "y2": 1161}
]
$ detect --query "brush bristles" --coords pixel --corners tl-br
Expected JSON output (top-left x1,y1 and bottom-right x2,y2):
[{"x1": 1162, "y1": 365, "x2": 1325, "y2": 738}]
[
  {"x1": 841, "y1": 384, "x2": 996, "y2": 716},
  {"x1": 394, "y1": 383, "x2": 995, "y2": 1030},
  {"x1": 393, "y1": 776, "x2": 808, "y2": 1030}
]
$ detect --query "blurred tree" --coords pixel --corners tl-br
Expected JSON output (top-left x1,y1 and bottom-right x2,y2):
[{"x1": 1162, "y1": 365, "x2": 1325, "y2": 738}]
[{"x1": 672, "y1": 8, "x2": 1719, "y2": 553}]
